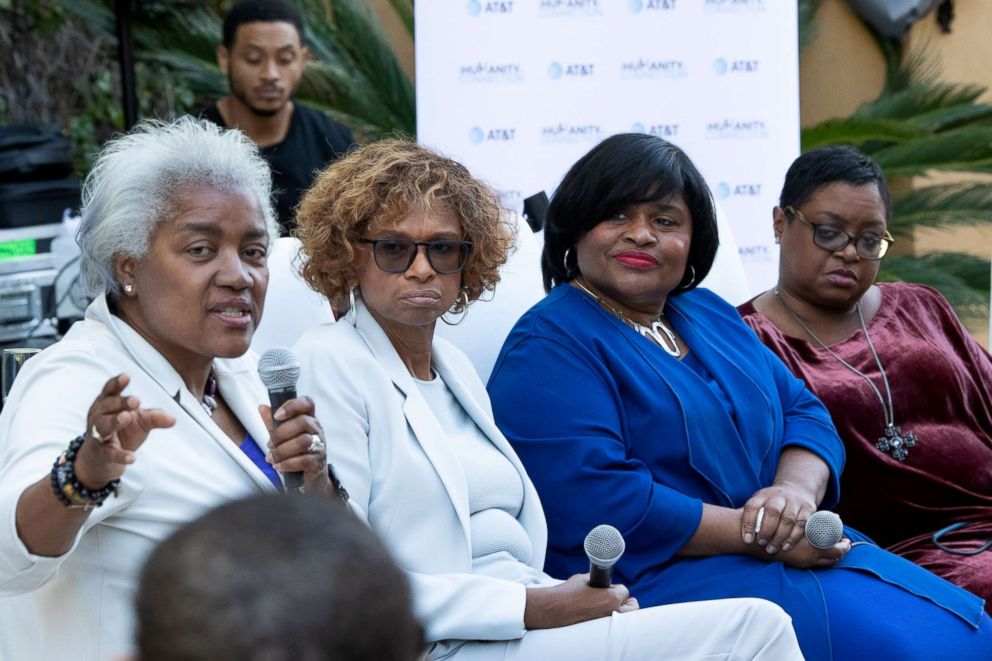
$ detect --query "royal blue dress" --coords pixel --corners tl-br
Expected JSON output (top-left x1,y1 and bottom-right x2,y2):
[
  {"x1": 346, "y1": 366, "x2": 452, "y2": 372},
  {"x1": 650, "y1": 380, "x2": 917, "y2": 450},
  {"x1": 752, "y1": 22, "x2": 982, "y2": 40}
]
[{"x1": 488, "y1": 285, "x2": 991, "y2": 661}]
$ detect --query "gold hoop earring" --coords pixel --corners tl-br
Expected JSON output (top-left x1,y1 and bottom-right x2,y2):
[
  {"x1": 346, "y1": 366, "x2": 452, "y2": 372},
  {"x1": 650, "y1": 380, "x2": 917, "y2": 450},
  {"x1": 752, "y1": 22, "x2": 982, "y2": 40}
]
[{"x1": 678, "y1": 265, "x2": 696, "y2": 290}]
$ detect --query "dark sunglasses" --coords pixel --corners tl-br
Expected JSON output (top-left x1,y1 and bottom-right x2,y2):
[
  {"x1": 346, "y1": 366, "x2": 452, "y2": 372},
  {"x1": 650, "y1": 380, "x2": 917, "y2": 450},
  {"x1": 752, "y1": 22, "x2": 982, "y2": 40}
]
[
  {"x1": 359, "y1": 238, "x2": 473, "y2": 275},
  {"x1": 785, "y1": 206, "x2": 894, "y2": 261}
]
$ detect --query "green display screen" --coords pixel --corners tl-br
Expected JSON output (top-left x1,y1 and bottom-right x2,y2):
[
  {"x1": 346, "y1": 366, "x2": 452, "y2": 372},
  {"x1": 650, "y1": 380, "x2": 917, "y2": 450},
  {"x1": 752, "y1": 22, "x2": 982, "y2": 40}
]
[{"x1": 0, "y1": 239, "x2": 38, "y2": 260}]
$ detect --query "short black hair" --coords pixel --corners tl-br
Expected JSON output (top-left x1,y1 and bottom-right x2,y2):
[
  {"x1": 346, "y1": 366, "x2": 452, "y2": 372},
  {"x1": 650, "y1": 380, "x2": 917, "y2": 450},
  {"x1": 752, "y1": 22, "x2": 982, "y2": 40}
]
[
  {"x1": 779, "y1": 145, "x2": 891, "y2": 220},
  {"x1": 542, "y1": 132, "x2": 719, "y2": 293},
  {"x1": 222, "y1": 0, "x2": 305, "y2": 48},
  {"x1": 136, "y1": 494, "x2": 423, "y2": 661}
]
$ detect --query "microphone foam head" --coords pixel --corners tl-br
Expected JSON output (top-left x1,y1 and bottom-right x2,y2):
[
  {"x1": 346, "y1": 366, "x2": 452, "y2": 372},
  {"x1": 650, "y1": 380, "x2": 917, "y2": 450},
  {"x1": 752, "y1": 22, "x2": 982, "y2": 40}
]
[
  {"x1": 584, "y1": 524, "x2": 625, "y2": 566},
  {"x1": 257, "y1": 347, "x2": 300, "y2": 389},
  {"x1": 805, "y1": 511, "x2": 843, "y2": 549}
]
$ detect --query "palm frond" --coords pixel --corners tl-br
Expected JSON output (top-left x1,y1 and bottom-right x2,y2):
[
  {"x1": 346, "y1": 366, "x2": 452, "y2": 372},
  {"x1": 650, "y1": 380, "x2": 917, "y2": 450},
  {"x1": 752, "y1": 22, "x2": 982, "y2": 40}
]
[
  {"x1": 879, "y1": 253, "x2": 990, "y2": 319},
  {"x1": 853, "y1": 82, "x2": 986, "y2": 122},
  {"x1": 798, "y1": 0, "x2": 822, "y2": 51},
  {"x1": 386, "y1": 0, "x2": 413, "y2": 36},
  {"x1": 801, "y1": 118, "x2": 920, "y2": 151},
  {"x1": 890, "y1": 183, "x2": 992, "y2": 236},
  {"x1": 870, "y1": 125, "x2": 992, "y2": 176}
]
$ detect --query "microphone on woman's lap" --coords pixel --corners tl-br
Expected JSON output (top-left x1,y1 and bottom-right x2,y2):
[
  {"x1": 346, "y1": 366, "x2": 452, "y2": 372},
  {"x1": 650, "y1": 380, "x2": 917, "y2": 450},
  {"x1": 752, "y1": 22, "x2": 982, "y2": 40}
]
[
  {"x1": 805, "y1": 510, "x2": 844, "y2": 549},
  {"x1": 584, "y1": 524, "x2": 625, "y2": 588}
]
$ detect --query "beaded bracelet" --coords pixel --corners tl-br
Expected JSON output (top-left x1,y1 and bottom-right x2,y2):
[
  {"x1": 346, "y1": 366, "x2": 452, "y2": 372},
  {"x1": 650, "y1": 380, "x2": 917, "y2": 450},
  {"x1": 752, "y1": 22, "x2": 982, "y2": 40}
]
[{"x1": 50, "y1": 435, "x2": 120, "y2": 510}]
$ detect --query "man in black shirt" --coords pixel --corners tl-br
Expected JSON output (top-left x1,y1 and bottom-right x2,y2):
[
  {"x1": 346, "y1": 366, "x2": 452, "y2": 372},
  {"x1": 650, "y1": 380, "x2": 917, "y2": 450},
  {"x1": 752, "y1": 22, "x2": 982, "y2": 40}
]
[{"x1": 199, "y1": 0, "x2": 355, "y2": 234}]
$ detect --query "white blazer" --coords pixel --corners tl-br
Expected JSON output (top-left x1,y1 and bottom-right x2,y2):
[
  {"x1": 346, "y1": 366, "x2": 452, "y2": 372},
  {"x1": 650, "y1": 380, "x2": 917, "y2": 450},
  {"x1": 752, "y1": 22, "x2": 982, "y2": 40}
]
[
  {"x1": 295, "y1": 300, "x2": 550, "y2": 644},
  {"x1": 0, "y1": 295, "x2": 278, "y2": 661}
]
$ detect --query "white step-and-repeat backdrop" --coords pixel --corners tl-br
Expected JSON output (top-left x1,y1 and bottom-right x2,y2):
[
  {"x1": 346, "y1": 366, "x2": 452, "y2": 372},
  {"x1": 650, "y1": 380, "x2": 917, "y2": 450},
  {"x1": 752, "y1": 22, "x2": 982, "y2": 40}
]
[{"x1": 416, "y1": 0, "x2": 799, "y2": 295}]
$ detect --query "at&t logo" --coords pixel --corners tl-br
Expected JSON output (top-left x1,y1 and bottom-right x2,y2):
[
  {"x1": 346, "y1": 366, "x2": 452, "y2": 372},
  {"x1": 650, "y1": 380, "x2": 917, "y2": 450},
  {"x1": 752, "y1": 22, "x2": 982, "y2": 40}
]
[
  {"x1": 631, "y1": 122, "x2": 680, "y2": 138},
  {"x1": 716, "y1": 182, "x2": 762, "y2": 199},
  {"x1": 469, "y1": 127, "x2": 517, "y2": 144},
  {"x1": 467, "y1": 0, "x2": 514, "y2": 16},
  {"x1": 629, "y1": 0, "x2": 677, "y2": 12},
  {"x1": 714, "y1": 58, "x2": 760, "y2": 75},
  {"x1": 548, "y1": 62, "x2": 596, "y2": 79}
]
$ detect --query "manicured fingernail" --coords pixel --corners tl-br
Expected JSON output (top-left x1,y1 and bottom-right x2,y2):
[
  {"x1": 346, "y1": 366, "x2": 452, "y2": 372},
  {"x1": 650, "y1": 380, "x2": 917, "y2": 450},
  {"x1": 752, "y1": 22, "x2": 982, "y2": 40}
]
[
  {"x1": 743, "y1": 533, "x2": 753, "y2": 544},
  {"x1": 265, "y1": 452, "x2": 273, "y2": 463},
  {"x1": 782, "y1": 543, "x2": 792, "y2": 551},
  {"x1": 766, "y1": 545, "x2": 778, "y2": 554},
  {"x1": 758, "y1": 538, "x2": 767, "y2": 546},
  {"x1": 274, "y1": 408, "x2": 286, "y2": 421}
]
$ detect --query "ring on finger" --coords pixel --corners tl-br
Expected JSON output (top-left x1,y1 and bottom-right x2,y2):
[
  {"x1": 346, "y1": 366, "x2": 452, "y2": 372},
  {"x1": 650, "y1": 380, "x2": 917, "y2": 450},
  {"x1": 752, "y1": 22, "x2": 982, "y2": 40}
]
[
  {"x1": 91, "y1": 424, "x2": 108, "y2": 443},
  {"x1": 307, "y1": 435, "x2": 325, "y2": 455}
]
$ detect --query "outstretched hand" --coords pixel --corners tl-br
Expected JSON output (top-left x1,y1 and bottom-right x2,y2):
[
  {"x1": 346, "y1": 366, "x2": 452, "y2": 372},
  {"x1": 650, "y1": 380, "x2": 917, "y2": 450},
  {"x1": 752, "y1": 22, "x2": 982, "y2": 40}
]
[{"x1": 74, "y1": 373, "x2": 176, "y2": 490}]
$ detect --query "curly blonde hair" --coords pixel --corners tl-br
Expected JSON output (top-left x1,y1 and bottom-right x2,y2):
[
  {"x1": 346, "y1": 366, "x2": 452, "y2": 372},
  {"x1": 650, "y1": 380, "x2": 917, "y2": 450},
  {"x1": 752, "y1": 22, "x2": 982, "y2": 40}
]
[{"x1": 295, "y1": 140, "x2": 515, "y2": 312}]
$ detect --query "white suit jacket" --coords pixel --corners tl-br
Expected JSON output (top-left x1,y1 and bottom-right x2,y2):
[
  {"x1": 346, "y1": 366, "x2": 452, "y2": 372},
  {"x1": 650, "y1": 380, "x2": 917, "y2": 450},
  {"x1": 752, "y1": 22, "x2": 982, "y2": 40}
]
[
  {"x1": 0, "y1": 295, "x2": 277, "y2": 660},
  {"x1": 295, "y1": 300, "x2": 550, "y2": 644}
]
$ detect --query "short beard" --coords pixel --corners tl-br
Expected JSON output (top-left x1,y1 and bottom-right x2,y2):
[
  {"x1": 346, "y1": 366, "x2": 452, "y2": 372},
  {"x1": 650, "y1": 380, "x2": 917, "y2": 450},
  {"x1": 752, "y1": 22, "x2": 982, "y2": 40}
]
[{"x1": 228, "y1": 74, "x2": 287, "y2": 118}]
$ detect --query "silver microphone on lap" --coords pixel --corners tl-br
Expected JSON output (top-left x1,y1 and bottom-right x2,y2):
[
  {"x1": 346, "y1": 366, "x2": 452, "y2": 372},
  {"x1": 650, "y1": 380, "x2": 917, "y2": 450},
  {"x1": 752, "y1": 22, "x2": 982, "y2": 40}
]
[
  {"x1": 805, "y1": 511, "x2": 844, "y2": 549},
  {"x1": 584, "y1": 524, "x2": 625, "y2": 588}
]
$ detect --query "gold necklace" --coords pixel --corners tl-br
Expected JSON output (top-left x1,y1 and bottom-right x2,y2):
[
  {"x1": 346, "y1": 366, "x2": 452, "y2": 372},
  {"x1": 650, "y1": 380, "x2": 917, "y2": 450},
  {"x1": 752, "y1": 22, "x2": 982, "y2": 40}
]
[
  {"x1": 572, "y1": 280, "x2": 681, "y2": 357},
  {"x1": 773, "y1": 288, "x2": 918, "y2": 461}
]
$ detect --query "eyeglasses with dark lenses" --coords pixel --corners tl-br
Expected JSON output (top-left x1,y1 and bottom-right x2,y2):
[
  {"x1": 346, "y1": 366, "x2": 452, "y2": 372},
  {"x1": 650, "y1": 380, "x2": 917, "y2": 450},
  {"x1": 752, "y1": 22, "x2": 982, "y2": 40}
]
[
  {"x1": 785, "y1": 206, "x2": 894, "y2": 261},
  {"x1": 358, "y1": 238, "x2": 474, "y2": 274}
]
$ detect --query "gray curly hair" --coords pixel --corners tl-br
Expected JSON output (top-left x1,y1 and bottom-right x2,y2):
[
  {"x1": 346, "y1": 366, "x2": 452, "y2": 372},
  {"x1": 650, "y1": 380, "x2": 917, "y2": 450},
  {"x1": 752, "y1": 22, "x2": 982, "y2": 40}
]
[{"x1": 77, "y1": 116, "x2": 278, "y2": 296}]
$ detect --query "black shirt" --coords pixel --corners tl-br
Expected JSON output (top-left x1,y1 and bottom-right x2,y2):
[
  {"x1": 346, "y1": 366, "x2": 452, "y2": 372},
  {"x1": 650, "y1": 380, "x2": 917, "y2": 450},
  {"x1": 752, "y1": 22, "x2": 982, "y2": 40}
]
[{"x1": 198, "y1": 103, "x2": 355, "y2": 234}]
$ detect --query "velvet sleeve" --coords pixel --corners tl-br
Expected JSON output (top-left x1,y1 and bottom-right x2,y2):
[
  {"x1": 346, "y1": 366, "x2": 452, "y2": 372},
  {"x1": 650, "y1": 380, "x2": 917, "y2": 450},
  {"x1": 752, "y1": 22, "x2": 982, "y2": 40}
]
[
  {"x1": 489, "y1": 334, "x2": 704, "y2": 576},
  {"x1": 758, "y1": 340, "x2": 845, "y2": 508}
]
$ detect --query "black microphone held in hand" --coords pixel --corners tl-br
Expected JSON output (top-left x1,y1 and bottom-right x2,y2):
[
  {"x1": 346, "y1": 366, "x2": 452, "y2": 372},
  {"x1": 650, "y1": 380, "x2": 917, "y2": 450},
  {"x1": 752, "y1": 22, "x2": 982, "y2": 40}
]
[
  {"x1": 584, "y1": 524, "x2": 625, "y2": 588},
  {"x1": 257, "y1": 347, "x2": 303, "y2": 492}
]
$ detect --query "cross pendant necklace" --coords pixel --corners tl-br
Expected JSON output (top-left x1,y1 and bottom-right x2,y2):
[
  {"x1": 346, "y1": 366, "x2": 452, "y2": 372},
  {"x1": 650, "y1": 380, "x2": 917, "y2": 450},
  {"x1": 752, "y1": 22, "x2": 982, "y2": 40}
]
[{"x1": 773, "y1": 289, "x2": 919, "y2": 461}]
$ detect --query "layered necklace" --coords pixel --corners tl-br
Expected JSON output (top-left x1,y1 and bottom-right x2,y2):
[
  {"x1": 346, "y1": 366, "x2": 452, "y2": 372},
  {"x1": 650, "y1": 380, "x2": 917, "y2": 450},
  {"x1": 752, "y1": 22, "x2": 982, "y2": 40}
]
[
  {"x1": 773, "y1": 289, "x2": 918, "y2": 461},
  {"x1": 573, "y1": 279, "x2": 681, "y2": 357}
]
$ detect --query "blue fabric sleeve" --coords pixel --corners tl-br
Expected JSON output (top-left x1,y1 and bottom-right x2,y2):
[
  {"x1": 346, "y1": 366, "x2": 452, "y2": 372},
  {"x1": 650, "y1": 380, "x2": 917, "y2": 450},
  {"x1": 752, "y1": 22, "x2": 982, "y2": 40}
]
[
  {"x1": 759, "y1": 341, "x2": 845, "y2": 508},
  {"x1": 490, "y1": 334, "x2": 703, "y2": 575}
]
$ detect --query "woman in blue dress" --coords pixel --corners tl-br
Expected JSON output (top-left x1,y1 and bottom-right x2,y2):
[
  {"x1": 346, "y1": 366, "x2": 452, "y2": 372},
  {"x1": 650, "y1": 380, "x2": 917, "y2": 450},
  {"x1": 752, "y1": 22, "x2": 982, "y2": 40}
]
[{"x1": 487, "y1": 133, "x2": 992, "y2": 660}]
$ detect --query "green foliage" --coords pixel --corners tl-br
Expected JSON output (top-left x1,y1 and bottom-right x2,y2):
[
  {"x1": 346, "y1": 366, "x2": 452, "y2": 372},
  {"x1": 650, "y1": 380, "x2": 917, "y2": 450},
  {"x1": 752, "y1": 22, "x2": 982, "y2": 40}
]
[
  {"x1": 801, "y1": 16, "x2": 991, "y2": 319},
  {"x1": 799, "y1": 0, "x2": 823, "y2": 52},
  {"x1": 64, "y1": 0, "x2": 415, "y2": 141}
]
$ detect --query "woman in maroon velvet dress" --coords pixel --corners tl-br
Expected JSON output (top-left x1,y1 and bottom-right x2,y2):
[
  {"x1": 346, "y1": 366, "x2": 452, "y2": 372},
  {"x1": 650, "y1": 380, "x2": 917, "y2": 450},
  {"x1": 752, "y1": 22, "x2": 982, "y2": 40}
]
[{"x1": 739, "y1": 145, "x2": 992, "y2": 613}]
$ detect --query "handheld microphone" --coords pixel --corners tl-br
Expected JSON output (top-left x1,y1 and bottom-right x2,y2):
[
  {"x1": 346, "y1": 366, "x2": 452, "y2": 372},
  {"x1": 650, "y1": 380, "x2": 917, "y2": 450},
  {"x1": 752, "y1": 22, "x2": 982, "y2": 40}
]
[
  {"x1": 258, "y1": 347, "x2": 303, "y2": 492},
  {"x1": 805, "y1": 511, "x2": 844, "y2": 549},
  {"x1": 584, "y1": 524, "x2": 625, "y2": 588}
]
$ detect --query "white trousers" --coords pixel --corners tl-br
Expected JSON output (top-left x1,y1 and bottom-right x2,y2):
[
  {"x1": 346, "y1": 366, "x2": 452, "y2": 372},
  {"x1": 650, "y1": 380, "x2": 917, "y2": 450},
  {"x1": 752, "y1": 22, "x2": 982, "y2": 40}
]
[{"x1": 436, "y1": 598, "x2": 803, "y2": 661}]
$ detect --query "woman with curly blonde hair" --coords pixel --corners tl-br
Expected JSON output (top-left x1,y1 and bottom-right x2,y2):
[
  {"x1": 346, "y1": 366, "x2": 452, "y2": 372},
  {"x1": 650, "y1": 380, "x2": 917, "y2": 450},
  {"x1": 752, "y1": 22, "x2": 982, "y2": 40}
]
[{"x1": 291, "y1": 140, "x2": 804, "y2": 660}]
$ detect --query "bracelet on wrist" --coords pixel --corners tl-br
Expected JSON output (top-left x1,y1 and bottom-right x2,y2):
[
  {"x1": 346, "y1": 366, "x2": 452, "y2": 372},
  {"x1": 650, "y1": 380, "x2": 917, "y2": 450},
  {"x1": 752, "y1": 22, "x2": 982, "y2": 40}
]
[{"x1": 49, "y1": 435, "x2": 120, "y2": 510}]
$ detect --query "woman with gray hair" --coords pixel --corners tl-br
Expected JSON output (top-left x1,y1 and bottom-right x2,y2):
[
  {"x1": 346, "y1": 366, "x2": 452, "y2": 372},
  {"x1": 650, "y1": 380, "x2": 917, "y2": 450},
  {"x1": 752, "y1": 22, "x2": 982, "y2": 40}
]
[{"x1": 0, "y1": 117, "x2": 336, "y2": 660}]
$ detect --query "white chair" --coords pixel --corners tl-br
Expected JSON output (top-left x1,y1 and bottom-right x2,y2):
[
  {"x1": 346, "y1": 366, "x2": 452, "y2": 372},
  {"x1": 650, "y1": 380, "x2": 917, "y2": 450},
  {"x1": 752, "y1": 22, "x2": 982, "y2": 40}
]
[
  {"x1": 437, "y1": 214, "x2": 545, "y2": 383},
  {"x1": 251, "y1": 237, "x2": 334, "y2": 356}
]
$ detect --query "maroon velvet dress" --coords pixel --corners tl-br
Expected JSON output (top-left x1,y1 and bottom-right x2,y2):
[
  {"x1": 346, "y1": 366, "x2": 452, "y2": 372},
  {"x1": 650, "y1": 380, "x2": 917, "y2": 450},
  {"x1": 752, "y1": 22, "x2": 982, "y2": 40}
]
[{"x1": 739, "y1": 282, "x2": 992, "y2": 612}]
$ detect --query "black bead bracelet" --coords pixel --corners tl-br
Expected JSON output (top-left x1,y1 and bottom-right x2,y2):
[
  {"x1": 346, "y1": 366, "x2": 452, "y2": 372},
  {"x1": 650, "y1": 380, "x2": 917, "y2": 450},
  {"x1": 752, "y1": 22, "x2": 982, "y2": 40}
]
[{"x1": 50, "y1": 435, "x2": 120, "y2": 510}]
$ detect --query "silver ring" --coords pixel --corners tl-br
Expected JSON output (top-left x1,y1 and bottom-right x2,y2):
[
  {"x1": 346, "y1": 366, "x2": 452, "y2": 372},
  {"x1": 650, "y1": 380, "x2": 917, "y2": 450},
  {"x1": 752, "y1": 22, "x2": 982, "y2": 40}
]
[
  {"x1": 307, "y1": 436, "x2": 325, "y2": 455},
  {"x1": 91, "y1": 424, "x2": 107, "y2": 443}
]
